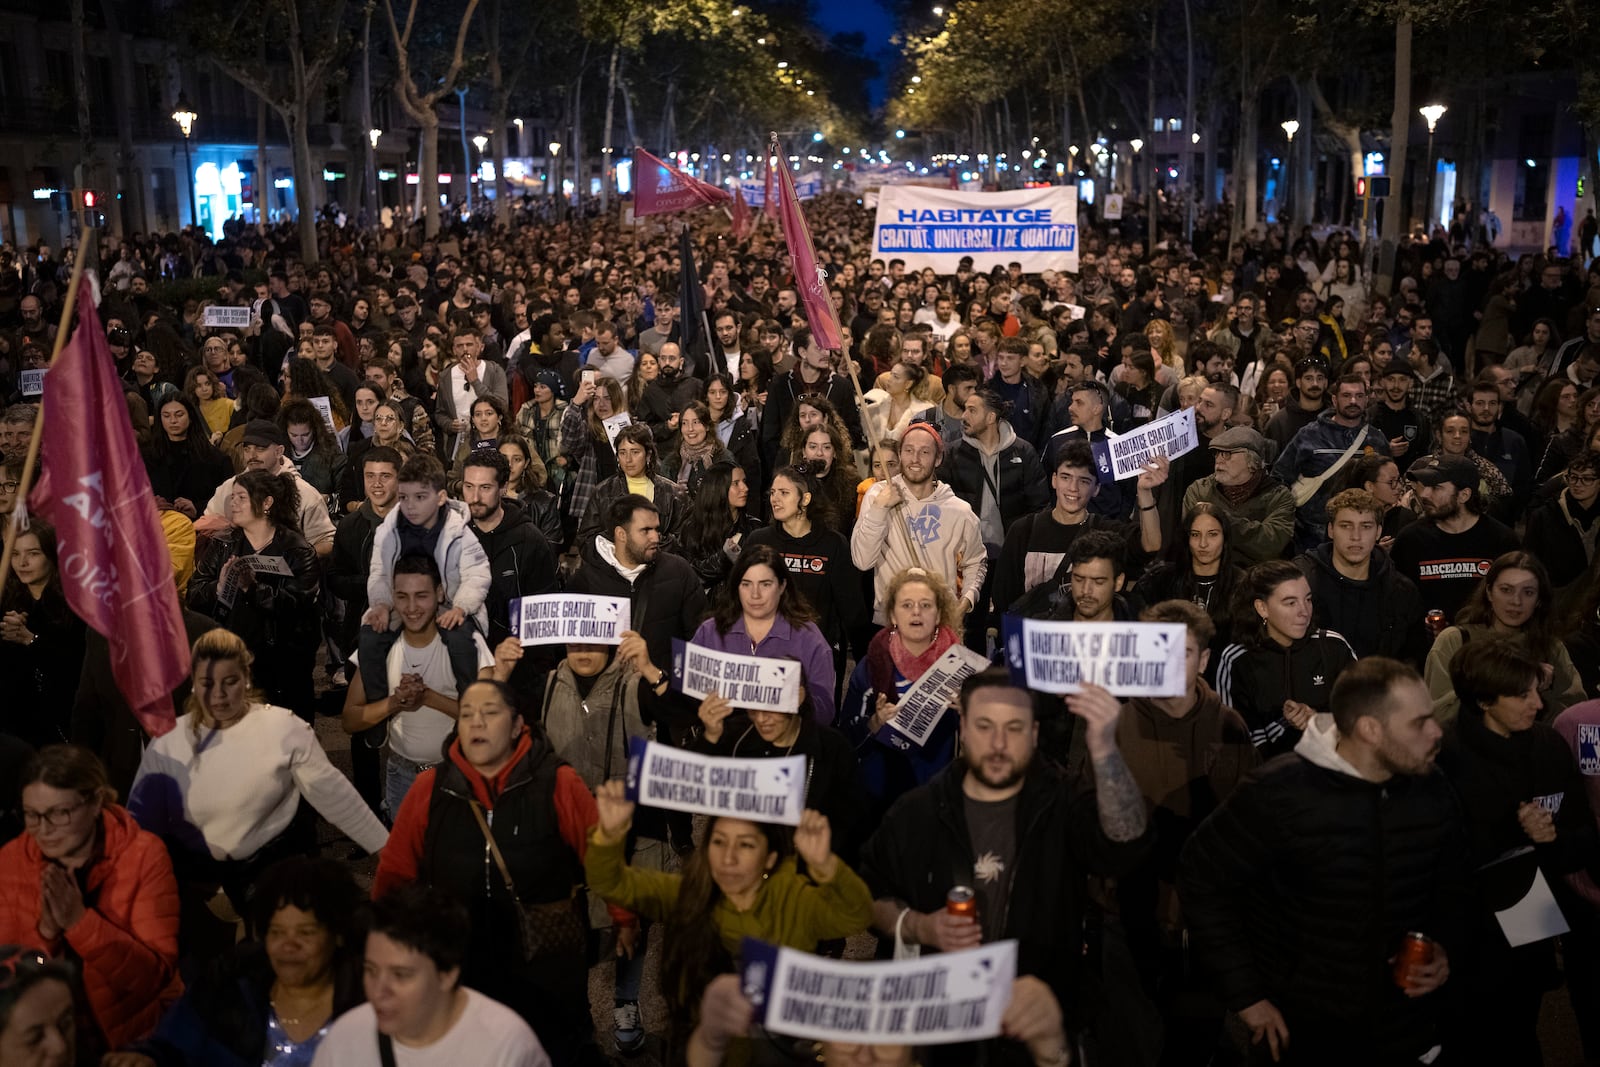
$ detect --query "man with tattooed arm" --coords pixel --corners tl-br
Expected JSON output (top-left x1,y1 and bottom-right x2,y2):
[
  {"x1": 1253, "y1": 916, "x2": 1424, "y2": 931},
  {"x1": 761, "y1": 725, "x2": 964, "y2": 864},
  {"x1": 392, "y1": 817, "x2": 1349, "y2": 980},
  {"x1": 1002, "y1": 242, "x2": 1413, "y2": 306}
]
[{"x1": 858, "y1": 666, "x2": 1152, "y2": 1063}]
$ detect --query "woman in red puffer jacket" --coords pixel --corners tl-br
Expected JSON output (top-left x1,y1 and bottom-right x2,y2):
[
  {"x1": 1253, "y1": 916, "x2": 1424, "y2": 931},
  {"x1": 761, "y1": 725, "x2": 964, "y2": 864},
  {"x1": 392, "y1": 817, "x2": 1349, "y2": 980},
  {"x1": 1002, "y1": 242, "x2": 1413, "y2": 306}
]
[{"x1": 0, "y1": 745, "x2": 181, "y2": 1052}]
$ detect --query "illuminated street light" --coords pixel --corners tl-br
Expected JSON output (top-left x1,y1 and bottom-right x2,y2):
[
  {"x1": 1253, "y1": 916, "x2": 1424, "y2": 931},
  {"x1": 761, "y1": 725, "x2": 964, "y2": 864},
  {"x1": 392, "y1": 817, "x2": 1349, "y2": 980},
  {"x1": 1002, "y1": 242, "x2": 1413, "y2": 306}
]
[
  {"x1": 1129, "y1": 138, "x2": 1143, "y2": 153},
  {"x1": 368, "y1": 128, "x2": 382, "y2": 148},
  {"x1": 1420, "y1": 104, "x2": 1448, "y2": 232},
  {"x1": 472, "y1": 134, "x2": 488, "y2": 153},
  {"x1": 172, "y1": 90, "x2": 198, "y2": 226}
]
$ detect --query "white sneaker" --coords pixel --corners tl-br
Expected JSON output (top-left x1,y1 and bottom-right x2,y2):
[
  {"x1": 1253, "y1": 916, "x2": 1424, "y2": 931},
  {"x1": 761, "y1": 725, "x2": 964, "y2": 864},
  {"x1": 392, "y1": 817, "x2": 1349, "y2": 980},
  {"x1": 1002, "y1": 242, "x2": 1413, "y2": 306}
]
[{"x1": 613, "y1": 1001, "x2": 645, "y2": 1053}]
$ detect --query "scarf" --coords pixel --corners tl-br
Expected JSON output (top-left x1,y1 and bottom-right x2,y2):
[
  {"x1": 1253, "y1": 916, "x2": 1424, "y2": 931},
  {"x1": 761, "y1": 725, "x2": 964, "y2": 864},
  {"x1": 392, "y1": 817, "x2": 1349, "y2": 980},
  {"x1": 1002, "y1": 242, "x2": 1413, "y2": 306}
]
[
  {"x1": 675, "y1": 437, "x2": 719, "y2": 485},
  {"x1": 1220, "y1": 470, "x2": 1264, "y2": 506},
  {"x1": 888, "y1": 624, "x2": 960, "y2": 683}
]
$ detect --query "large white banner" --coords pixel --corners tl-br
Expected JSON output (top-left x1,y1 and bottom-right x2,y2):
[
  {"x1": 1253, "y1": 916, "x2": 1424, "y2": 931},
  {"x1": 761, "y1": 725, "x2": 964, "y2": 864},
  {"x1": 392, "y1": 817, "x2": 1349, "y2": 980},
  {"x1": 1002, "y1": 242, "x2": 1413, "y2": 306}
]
[
  {"x1": 1003, "y1": 617, "x2": 1188, "y2": 697},
  {"x1": 873, "y1": 186, "x2": 1079, "y2": 273},
  {"x1": 625, "y1": 738, "x2": 807, "y2": 825}
]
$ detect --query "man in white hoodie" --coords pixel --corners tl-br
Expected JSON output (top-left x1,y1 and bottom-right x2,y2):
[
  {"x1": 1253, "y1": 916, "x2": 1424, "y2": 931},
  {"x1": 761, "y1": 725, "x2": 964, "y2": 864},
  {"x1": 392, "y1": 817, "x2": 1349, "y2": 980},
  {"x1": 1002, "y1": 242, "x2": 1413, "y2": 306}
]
[{"x1": 852, "y1": 421, "x2": 986, "y2": 632}]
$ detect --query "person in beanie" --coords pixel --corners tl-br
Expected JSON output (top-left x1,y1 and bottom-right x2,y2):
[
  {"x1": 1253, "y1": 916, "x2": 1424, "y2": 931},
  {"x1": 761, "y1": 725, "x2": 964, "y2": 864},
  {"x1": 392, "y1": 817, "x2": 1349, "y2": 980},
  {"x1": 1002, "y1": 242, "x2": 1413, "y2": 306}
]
[{"x1": 852, "y1": 420, "x2": 987, "y2": 629}]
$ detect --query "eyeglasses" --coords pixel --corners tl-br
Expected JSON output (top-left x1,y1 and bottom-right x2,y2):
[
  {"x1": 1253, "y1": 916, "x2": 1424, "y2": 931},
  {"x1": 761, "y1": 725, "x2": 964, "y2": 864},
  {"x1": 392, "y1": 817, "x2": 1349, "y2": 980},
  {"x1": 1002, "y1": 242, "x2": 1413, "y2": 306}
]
[
  {"x1": 1568, "y1": 473, "x2": 1598, "y2": 487},
  {"x1": 0, "y1": 480, "x2": 19, "y2": 493},
  {"x1": 1379, "y1": 477, "x2": 1405, "y2": 489},
  {"x1": 21, "y1": 800, "x2": 84, "y2": 828}
]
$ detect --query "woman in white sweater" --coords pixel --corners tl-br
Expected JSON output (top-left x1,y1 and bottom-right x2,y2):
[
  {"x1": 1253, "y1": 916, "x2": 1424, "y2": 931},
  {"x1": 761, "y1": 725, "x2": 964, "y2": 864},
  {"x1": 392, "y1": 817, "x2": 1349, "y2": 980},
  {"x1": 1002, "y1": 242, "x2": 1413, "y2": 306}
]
[{"x1": 130, "y1": 628, "x2": 388, "y2": 952}]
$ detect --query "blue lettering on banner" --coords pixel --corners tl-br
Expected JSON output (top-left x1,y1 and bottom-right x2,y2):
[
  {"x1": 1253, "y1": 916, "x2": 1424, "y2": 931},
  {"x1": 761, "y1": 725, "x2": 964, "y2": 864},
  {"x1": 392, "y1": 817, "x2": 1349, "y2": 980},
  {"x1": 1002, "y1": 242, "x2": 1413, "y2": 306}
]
[{"x1": 894, "y1": 208, "x2": 1053, "y2": 223}]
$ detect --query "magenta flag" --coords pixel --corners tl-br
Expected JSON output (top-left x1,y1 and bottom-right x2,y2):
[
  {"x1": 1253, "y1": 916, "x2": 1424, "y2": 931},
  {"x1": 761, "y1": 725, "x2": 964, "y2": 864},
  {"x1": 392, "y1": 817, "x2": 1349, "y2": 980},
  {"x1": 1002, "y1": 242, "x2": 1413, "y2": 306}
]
[
  {"x1": 633, "y1": 148, "x2": 732, "y2": 218},
  {"x1": 771, "y1": 146, "x2": 842, "y2": 351},
  {"x1": 730, "y1": 184, "x2": 752, "y2": 240},
  {"x1": 27, "y1": 277, "x2": 189, "y2": 737}
]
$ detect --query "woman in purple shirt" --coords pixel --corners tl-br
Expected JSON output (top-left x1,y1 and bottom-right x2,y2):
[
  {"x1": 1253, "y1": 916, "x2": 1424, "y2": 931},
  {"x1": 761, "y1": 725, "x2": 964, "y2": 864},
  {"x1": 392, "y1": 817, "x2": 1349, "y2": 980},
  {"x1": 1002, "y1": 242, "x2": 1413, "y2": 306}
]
[{"x1": 690, "y1": 546, "x2": 836, "y2": 725}]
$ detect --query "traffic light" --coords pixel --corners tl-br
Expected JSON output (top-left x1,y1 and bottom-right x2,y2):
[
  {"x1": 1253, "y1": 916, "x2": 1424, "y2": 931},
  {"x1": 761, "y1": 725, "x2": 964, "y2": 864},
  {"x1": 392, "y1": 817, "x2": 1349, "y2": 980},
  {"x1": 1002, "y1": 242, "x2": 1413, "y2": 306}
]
[
  {"x1": 70, "y1": 189, "x2": 108, "y2": 227},
  {"x1": 1355, "y1": 177, "x2": 1366, "y2": 198},
  {"x1": 1368, "y1": 176, "x2": 1391, "y2": 198}
]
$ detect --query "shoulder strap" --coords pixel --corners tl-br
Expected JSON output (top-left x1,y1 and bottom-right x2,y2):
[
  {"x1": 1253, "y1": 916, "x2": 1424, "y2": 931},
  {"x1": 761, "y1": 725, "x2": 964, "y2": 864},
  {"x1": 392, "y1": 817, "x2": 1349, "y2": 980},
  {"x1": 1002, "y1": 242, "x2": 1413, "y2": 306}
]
[
  {"x1": 378, "y1": 1032, "x2": 397, "y2": 1067},
  {"x1": 538, "y1": 672, "x2": 559, "y2": 725},
  {"x1": 468, "y1": 799, "x2": 521, "y2": 904}
]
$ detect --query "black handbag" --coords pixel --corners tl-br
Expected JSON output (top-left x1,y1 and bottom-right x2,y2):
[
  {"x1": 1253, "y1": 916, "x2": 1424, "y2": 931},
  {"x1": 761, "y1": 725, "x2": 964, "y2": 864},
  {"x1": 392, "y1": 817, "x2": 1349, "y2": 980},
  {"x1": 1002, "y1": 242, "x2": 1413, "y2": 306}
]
[{"x1": 467, "y1": 799, "x2": 586, "y2": 960}]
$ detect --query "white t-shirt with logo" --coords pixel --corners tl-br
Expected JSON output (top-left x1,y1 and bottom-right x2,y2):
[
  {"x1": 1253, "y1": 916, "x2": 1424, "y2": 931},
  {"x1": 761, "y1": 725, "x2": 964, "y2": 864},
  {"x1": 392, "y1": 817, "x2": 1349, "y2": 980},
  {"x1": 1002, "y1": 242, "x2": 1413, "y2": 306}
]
[
  {"x1": 350, "y1": 630, "x2": 494, "y2": 764},
  {"x1": 311, "y1": 989, "x2": 549, "y2": 1067}
]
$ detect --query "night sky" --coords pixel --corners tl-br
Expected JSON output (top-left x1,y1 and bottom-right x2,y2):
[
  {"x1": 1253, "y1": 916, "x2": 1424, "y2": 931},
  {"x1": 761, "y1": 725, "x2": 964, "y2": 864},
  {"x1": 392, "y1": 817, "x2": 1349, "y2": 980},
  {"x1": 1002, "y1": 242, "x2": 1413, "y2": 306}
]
[{"x1": 814, "y1": 0, "x2": 897, "y2": 107}]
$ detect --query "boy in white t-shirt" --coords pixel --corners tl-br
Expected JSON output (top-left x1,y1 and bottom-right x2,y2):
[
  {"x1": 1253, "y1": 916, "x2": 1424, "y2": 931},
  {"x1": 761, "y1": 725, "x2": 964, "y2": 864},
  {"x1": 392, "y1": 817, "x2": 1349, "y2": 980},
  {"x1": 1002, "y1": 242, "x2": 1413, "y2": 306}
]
[
  {"x1": 313, "y1": 885, "x2": 548, "y2": 1067},
  {"x1": 343, "y1": 554, "x2": 502, "y2": 818}
]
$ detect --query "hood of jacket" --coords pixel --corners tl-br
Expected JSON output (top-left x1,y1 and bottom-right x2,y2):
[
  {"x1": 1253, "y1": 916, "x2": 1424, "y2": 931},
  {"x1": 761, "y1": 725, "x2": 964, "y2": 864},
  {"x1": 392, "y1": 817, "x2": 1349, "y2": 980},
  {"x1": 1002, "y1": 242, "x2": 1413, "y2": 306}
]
[
  {"x1": 473, "y1": 497, "x2": 534, "y2": 556},
  {"x1": 589, "y1": 532, "x2": 648, "y2": 583},
  {"x1": 961, "y1": 419, "x2": 1018, "y2": 458},
  {"x1": 443, "y1": 725, "x2": 558, "y2": 809},
  {"x1": 1294, "y1": 713, "x2": 1368, "y2": 780},
  {"x1": 887, "y1": 472, "x2": 959, "y2": 507}
]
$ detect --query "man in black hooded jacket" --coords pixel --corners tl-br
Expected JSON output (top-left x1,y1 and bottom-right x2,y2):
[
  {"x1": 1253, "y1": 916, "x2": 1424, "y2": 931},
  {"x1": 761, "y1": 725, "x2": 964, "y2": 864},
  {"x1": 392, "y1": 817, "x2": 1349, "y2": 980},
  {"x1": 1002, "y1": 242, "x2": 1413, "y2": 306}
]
[
  {"x1": 1295, "y1": 488, "x2": 1424, "y2": 665},
  {"x1": 462, "y1": 450, "x2": 557, "y2": 693}
]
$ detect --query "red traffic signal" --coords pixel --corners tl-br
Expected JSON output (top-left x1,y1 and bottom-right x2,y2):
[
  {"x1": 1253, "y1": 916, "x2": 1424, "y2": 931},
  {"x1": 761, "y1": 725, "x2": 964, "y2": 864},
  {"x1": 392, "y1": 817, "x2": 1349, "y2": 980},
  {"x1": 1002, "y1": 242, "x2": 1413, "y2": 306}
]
[{"x1": 1355, "y1": 177, "x2": 1367, "y2": 198}]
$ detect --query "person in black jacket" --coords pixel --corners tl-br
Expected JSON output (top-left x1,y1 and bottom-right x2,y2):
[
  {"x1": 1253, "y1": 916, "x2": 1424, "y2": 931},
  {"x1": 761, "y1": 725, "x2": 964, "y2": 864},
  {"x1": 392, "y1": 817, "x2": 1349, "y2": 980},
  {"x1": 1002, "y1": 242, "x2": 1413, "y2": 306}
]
[
  {"x1": 142, "y1": 394, "x2": 234, "y2": 521},
  {"x1": 674, "y1": 460, "x2": 763, "y2": 595},
  {"x1": 461, "y1": 449, "x2": 558, "y2": 694},
  {"x1": 758, "y1": 326, "x2": 865, "y2": 484},
  {"x1": 692, "y1": 689, "x2": 866, "y2": 862},
  {"x1": 1214, "y1": 560, "x2": 1356, "y2": 756},
  {"x1": 0, "y1": 520, "x2": 87, "y2": 749},
  {"x1": 1178, "y1": 657, "x2": 1470, "y2": 1067},
  {"x1": 1437, "y1": 636, "x2": 1600, "y2": 1066},
  {"x1": 859, "y1": 666, "x2": 1151, "y2": 1054},
  {"x1": 1295, "y1": 488, "x2": 1425, "y2": 665},
  {"x1": 117, "y1": 856, "x2": 366, "y2": 1067},
  {"x1": 186, "y1": 470, "x2": 322, "y2": 721}
]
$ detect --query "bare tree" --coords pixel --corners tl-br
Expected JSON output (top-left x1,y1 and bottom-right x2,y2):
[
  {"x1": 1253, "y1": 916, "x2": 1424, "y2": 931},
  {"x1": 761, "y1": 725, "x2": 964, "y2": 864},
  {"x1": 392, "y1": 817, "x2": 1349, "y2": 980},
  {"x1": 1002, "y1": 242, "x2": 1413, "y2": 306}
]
[{"x1": 383, "y1": 0, "x2": 482, "y2": 238}]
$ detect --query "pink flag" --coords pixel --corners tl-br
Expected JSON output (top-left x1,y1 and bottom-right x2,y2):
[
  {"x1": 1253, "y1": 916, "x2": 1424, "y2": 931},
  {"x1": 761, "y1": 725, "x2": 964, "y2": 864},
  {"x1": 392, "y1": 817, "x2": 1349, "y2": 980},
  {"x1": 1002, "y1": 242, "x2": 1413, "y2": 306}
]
[
  {"x1": 633, "y1": 148, "x2": 732, "y2": 218},
  {"x1": 27, "y1": 277, "x2": 189, "y2": 737},
  {"x1": 770, "y1": 142, "x2": 842, "y2": 351}
]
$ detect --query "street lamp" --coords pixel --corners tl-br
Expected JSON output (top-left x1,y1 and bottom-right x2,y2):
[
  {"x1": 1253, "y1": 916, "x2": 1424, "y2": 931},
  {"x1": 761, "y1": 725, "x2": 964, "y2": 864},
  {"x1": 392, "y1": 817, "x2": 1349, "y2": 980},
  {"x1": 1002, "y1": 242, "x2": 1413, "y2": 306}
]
[
  {"x1": 1280, "y1": 119, "x2": 1299, "y2": 224},
  {"x1": 547, "y1": 142, "x2": 561, "y2": 200},
  {"x1": 172, "y1": 90, "x2": 198, "y2": 228},
  {"x1": 1419, "y1": 103, "x2": 1447, "y2": 234},
  {"x1": 368, "y1": 128, "x2": 382, "y2": 148}
]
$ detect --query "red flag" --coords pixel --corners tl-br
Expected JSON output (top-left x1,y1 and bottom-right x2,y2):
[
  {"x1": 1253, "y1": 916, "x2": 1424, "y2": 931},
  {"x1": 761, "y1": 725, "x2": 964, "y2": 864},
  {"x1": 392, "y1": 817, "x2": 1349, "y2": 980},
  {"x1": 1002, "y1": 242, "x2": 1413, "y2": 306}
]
[
  {"x1": 731, "y1": 185, "x2": 751, "y2": 240},
  {"x1": 770, "y1": 140, "x2": 842, "y2": 351},
  {"x1": 633, "y1": 148, "x2": 731, "y2": 218},
  {"x1": 27, "y1": 277, "x2": 189, "y2": 737}
]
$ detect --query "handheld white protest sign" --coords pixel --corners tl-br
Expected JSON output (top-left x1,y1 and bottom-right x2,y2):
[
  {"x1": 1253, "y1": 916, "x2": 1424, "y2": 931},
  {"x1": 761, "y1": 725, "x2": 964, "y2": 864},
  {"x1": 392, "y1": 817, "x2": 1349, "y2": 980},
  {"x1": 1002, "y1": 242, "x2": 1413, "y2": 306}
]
[
  {"x1": 741, "y1": 938, "x2": 1018, "y2": 1044},
  {"x1": 1091, "y1": 406, "x2": 1198, "y2": 481},
  {"x1": 202, "y1": 305, "x2": 253, "y2": 328},
  {"x1": 672, "y1": 639, "x2": 802, "y2": 714},
  {"x1": 1003, "y1": 616, "x2": 1187, "y2": 697},
  {"x1": 18, "y1": 368, "x2": 45, "y2": 397},
  {"x1": 309, "y1": 396, "x2": 336, "y2": 434},
  {"x1": 512, "y1": 594, "x2": 630, "y2": 646},
  {"x1": 602, "y1": 411, "x2": 632, "y2": 449},
  {"x1": 878, "y1": 644, "x2": 990, "y2": 749},
  {"x1": 624, "y1": 738, "x2": 806, "y2": 826}
]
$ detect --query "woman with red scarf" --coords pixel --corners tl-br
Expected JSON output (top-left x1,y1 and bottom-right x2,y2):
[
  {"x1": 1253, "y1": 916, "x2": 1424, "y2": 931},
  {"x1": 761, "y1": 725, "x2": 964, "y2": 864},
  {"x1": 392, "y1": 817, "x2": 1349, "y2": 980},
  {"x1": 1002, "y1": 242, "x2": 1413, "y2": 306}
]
[{"x1": 838, "y1": 566, "x2": 968, "y2": 835}]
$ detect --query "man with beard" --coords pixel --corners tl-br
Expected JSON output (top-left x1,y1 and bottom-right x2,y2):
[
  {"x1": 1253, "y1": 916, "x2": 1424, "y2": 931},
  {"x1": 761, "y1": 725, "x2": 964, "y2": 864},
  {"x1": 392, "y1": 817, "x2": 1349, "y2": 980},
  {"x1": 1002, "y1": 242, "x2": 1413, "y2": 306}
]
[
  {"x1": 1273, "y1": 374, "x2": 1391, "y2": 552},
  {"x1": 1388, "y1": 454, "x2": 1518, "y2": 623},
  {"x1": 198, "y1": 420, "x2": 337, "y2": 555},
  {"x1": 860, "y1": 666, "x2": 1150, "y2": 1059},
  {"x1": 461, "y1": 450, "x2": 557, "y2": 665},
  {"x1": 639, "y1": 341, "x2": 702, "y2": 445},
  {"x1": 760, "y1": 326, "x2": 865, "y2": 471},
  {"x1": 1264, "y1": 357, "x2": 1329, "y2": 452},
  {"x1": 1184, "y1": 427, "x2": 1297, "y2": 565},
  {"x1": 1179, "y1": 658, "x2": 1468, "y2": 1067},
  {"x1": 1164, "y1": 374, "x2": 1239, "y2": 514},
  {"x1": 1208, "y1": 294, "x2": 1261, "y2": 379},
  {"x1": 1369, "y1": 363, "x2": 1430, "y2": 474},
  {"x1": 1464, "y1": 377, "x2": 1533, "y2": 516}
]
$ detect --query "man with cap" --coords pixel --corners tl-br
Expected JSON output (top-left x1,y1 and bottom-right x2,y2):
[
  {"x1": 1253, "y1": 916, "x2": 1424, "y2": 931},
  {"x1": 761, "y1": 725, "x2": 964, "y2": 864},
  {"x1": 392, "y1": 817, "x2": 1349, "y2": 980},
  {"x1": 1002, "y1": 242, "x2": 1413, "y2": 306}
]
[
  {"x1": 852, "y1": 420, "x2": 987, "y2": 629},
  {"x1": 1273, "y1": 373, "x2": 1391, "y2": 553},
  {"x1": 197, "y1": 420, "x2": 338, "y2": 556},
  {"x1": 1182, "y1": 427, "x2": 1297, "y2": 565},
  {"x1": 1370, "y1": 361, "x2": 1430, "y2": 474},
  {"x1": 1264, "y1": 357, "x2": 1329, "y2": 452},
  {"x1": 1388, "y1": 453, "x2": 1518, "y2": 624}
]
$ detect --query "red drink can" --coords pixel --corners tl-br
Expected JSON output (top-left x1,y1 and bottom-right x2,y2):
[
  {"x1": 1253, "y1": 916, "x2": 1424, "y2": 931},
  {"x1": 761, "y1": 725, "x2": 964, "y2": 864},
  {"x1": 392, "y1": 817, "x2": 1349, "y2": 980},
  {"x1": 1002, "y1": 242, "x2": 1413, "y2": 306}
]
[
  {"x1": 1425, "y1": 610, "x2": 1447, "y2": 637},
  {"x1": 947, "y1": 886, "x2": 977, "y2": 920},
  {"x1": 1393, "y1": 931, "x2": 1434, "y2": 989}
]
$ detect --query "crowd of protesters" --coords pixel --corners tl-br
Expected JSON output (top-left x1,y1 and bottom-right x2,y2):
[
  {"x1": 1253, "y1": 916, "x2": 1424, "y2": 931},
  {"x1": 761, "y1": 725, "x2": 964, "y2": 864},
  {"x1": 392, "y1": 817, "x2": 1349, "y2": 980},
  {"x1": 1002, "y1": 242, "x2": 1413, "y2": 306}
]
[{"x1": 0, "y1": 191, "x2": 1597, "y2": 1067}]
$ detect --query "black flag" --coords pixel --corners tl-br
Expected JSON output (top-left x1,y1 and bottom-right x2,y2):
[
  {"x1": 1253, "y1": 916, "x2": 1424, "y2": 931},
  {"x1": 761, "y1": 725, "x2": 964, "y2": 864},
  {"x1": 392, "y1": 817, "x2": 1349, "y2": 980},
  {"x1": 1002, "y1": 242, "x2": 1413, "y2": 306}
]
[{"x1": 678, "y1": 225, "x2": 708, "y2": 368}]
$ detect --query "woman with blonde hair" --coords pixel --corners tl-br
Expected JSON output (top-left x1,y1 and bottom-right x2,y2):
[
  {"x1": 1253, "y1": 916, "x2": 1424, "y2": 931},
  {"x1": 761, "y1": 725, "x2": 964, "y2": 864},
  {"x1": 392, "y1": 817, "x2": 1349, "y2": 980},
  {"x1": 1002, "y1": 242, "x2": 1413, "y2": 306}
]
[
  {"x1": 838, "y1": 566, "x2": 967, "y2": 827},
  {"x1": 182, "y1": 366, "x2": 234, "y2": 440},
  {"x1": 129, "y1": 630, "x2": 387, "y2": 955},
  {"x1": 1145, "y1": 317, "x2": 1183, "y2": 376}
]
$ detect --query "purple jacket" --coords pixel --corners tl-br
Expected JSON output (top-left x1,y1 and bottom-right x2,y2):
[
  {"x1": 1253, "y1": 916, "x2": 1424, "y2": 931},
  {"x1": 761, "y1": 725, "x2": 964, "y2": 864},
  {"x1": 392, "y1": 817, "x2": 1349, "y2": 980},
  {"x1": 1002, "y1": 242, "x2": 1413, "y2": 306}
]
[{"x1": 689, "y1": 615, "x2": 836, "y2": 725}]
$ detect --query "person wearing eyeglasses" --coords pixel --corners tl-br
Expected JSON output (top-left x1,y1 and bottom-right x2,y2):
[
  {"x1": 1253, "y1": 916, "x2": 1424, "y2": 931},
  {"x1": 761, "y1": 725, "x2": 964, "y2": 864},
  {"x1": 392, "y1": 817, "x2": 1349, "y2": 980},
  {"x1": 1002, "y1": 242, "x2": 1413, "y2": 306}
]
[
  {"x1": 0, "y1": 745, "x2": 181, "y2": 1052},
  {"x1": 0, "y1": 945, "x2": 77, "y2": 1067},
  {"x1": 1524, "y1": 449, "x2": 1600, "y2": 600}
]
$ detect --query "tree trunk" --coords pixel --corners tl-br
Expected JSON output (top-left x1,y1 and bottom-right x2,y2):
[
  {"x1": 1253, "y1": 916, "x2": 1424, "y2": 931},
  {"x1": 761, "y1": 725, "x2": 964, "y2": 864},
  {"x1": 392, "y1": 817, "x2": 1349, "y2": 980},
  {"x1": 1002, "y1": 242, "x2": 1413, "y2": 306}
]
[
  {"x1": 571, "y1": 72, "x2": 583, "y2": 213},
  {"x1": 1294, "y1": 78, "x2": 1313, "y2": 228},
  {"x1": 1377, "y1": 17, "x2": 1412, "y2": 291},
  {"x1": 256, "y1": 98, "x2": 268, "y2": 231},
  {"x1": 419, "y1": 115, "x2": 441, "y2": 237},
  {"x1": 287, "y1": 104, "x2": 321, "y2": 262},
  {"x1": 492, "y1": 118, "x2": 511, "y2": 228},
  {"x1": 601, "y1": 44, "x2": 619, "y2": 212},
  {"x1": 1234, "y1": 83, "x2": 1260, "y2": 241},
  {"x1": 362, "y1": 4, "x2": 379, "y2": 228},
  {"x1": 1204, "y1": 93, "x2": 1219, "y2": 212},
  {"x1": 622, "y1": 67, "x2": 639, "y2": 151}
]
